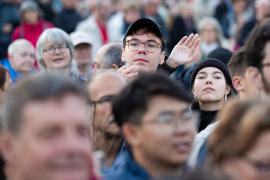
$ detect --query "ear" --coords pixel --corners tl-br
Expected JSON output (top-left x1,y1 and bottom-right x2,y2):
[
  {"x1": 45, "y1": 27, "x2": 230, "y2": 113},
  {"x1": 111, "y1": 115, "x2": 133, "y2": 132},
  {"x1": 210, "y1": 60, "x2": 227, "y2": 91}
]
[
  {"x1": 246, "y1": 66, "x2": 264, "y2": 89},
  {"x1": 111, "y1": 64, "x2": 120, "y2": 69},
  {"x1": 232, "y1": 76, "x2": 244, "y2": 92},
  {"x1": 159, "y1": 51, "x2": 165, "y2": 65},
  {"x1": 121, "y1": 48, "x2": 126, "y2": 63},
  {"x1": 122, "y1": 123, "x2": 142, "y2": 147},
  {"x1": 8, "y1": 55, "x2": 13, "y2": 63},
  {"x1": 0, "y1": 132, "x2": 15, "y2": 166}
]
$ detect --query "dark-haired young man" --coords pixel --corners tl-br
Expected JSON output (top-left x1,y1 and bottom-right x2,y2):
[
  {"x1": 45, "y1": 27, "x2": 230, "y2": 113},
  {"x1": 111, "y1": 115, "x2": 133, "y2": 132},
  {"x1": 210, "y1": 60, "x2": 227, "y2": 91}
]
[
  {"x1": 244, "y1": 20, "x2": 270, "y2": 97},
  {"x1": 105, "y1": 74, "x2": 197, "y2": 180},
  {"x1": 118, "y1": 18, "x2": 200, "y2": 82},
  {"x1": 227, "y1": 47, "x2": 258, "y2": 99}
]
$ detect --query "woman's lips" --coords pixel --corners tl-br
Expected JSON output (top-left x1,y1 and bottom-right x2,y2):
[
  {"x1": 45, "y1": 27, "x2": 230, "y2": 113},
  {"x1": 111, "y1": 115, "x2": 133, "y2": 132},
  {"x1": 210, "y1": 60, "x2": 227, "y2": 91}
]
[
  {"x1": 53, "y1": 58, "x2": 64, "y2": 63},
  {"x1": 203, "y1": 87, "x2": 215, "y2": 91}
]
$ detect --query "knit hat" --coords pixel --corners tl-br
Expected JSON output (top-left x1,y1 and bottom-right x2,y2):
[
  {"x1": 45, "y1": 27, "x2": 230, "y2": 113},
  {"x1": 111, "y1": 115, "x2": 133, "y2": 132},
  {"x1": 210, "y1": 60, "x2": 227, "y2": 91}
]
[
  {"x1": 207, "y1": 48, "x2": 233, "y2": 66},
  {"x1": 190, "y1": 58, "x2": 232, "y2": 88}
]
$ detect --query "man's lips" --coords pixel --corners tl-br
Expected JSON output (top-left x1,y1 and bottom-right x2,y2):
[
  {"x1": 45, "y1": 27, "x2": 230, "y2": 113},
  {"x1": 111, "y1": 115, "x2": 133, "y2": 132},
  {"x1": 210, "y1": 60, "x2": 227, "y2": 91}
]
[
  {"x1": 173, "y1": 142, "x2": 191, "y2": 153},
  {"x1": 203, "y1": 87, "x2": 215, "y2": 91},
  {"x1": 134, "y1": 58, "x2": 148, "y2": 63}
]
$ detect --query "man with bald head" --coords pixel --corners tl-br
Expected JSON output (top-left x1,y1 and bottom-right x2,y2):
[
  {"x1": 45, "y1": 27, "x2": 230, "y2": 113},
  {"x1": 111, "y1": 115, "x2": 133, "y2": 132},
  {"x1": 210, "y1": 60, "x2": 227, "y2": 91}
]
[
  {"x1": 93, "y1": 42, "x2": 124, "y2": 73},
  {"x1": 86, "y1": 70, "x2": 127, "y2": 175}
]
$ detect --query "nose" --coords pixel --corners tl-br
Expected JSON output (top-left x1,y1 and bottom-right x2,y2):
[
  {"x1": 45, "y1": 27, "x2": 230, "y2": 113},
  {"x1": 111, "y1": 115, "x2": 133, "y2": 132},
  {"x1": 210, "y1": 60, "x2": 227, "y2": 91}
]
[
  {"x1": 55, "y1": 47, "x2": 61, "y2": 55},
  {"x1": 205, "y1": 77, "x2": 213, "y2": 85},
  {"x1": 138, "y1": 43, "x2": 147, "y2": 54}
]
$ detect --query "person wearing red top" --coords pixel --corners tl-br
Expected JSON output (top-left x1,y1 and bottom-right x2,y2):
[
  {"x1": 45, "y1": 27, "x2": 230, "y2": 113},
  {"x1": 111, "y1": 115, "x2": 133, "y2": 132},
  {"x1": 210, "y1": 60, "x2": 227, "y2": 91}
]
[{"x1": 12, "y1": 0, "x2": 53, "y2": 68}]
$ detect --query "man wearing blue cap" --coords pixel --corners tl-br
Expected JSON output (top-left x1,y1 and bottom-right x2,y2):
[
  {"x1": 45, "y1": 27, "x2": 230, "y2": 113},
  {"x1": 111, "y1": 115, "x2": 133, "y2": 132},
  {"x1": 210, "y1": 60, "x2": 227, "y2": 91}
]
[{"x1": 118, "y1": 18, "x2": 200, "y2": 82}]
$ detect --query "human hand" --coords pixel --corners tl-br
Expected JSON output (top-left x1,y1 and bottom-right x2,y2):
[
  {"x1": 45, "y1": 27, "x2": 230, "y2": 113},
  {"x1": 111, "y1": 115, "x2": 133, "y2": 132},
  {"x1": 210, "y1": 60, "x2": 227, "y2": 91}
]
[
  {"x1": 2, "y1": 23, "x2": 12, "y2": 34},
  {"x1": 167, "y1": 34, "x2": 200, "y2": 69},
  {"x1": 117, "y1": 65, "x2": 138, "y2": 82}
]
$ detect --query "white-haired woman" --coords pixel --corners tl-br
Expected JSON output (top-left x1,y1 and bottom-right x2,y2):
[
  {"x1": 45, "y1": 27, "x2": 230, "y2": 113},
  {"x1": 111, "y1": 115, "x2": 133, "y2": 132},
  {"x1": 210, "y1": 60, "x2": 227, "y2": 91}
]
[
  {"x1": 197, "y1": 17, "x2": 230, "y2": 61},
  {"x1": 36, "y1": 28, "x2": 84, "y2": 83}
]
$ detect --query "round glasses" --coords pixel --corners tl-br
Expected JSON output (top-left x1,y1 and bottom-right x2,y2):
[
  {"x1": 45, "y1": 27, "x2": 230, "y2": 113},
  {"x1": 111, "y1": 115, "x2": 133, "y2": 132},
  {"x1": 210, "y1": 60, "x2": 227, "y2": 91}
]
[
  {"x1": 126, "y1": 39, "x2": 162, "y2": 53},
  {"x1": 43, "y1": 44, "x2": 69, "y2": 55}
]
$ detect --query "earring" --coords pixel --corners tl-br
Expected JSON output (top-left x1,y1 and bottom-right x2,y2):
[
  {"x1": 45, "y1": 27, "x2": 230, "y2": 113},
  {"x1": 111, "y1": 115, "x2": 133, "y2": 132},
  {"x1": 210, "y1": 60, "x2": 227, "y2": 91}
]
[
  {"x1": 225, "y1": 94, "x2": 227, "y2": 102},
  {"x1": 194, "y1": 94, "x2": 197, "y2": 102}
]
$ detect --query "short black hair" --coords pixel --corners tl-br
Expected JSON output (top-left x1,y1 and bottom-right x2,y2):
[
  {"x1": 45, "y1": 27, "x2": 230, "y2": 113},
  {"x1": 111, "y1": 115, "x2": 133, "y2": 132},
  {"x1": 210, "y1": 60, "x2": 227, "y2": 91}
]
[
  {"x1": 245, "y1": 21, "x2": 270, "y2": 68},
  {"x1": 1, "y1": 73, "x2": 89, "y2": 135},
  {"x1": 228, "y1": 47, "x2": 246, "y2": 78},
  {"x1": 113, "y1": 73, "x2": 194, "y2": 127}
]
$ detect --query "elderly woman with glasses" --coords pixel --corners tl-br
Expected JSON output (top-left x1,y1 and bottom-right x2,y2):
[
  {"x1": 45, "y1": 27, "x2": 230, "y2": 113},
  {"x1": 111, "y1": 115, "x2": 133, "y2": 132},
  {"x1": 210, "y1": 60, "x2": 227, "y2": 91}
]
[{"x1": 36, "y1": 28, "x2": 84, "y2": 83}]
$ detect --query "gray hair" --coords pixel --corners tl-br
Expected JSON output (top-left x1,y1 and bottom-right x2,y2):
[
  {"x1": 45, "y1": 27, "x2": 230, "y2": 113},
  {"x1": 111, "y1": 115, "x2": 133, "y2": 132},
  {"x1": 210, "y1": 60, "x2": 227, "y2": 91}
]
[
  {"x1": 103, "y1": 43, "x2": 125, "y2": 68},
  {"x1": 8, "y1": 39, "x2": 34, "y2": 56},
  {"x1": 1, "y1": 73, "x2": 89, "y2": 135},
  {"x1": 198, "y1": 17, "x2": 225, "y2": 46},
  {"x1": 36, "y1": 28, "x2": 75, "y2": 71}
]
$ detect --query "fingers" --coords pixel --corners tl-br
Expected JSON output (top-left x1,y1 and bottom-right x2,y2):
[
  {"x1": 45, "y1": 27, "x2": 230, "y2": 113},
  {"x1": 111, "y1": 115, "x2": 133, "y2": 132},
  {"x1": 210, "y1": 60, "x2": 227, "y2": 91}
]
[
  {"x1": 187, "y1": 52, "x2": 198, "y2": 63},
  {"x1": 183, "y1": 34, "x2": 195, "y2": 46},
  {"x1": 125, "y1": 72, "x2": 138, "y2": 82},
  {"x1": 187, "y1": 34, "x2": 199, "y2": 49},
  {"x1": 178, "y1": 36, "x2": 187, "y2": 45},
  {"x1": 189, "y1": 38, "x2": 200, "y2": 55},
  {"x1": 117, "y1": 65, "x2": 138, "y2": 82}
]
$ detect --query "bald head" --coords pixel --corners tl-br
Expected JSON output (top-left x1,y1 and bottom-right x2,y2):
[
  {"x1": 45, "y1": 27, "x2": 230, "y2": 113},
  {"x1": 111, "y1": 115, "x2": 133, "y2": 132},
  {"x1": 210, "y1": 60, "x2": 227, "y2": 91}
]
[
  {"x1": 94, "y1": 43, "x2": 124, "y2": 72},
  {"x1": 88, "y1": 70, "x2": 127, "y2": 100}
]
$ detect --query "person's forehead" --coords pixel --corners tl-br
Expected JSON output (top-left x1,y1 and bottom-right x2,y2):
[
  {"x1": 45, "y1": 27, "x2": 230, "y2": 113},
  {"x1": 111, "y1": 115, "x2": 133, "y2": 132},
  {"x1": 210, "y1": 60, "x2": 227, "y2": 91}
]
[
  {"x1": 16, "y1": 46, "x2": 35, "y2": 53},
  {"x1": 126, "y1": 31, "x2": 162, "y2": 43},
  {"x1": 21, "y1": 95, "x2": 88, "y2": 131},
  {"x1": 89, "y1": 74, "x2": 126, "y2": 99},
  {"x1": 197, "y1": 67, "x2": 224, "y2": 75}
]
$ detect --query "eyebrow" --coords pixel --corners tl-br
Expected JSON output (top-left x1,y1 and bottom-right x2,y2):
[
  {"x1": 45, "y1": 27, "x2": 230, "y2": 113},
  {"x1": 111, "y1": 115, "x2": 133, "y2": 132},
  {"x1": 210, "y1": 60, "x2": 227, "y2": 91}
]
[
  {"x1": 159, "y1": 107, "x2": 190, "y2": 116},
  {"x1": 197, "y1": 71, "x2": 223, "y2": 75},
  {"x1": 128, "y1": 38, "x2": 158, "y2": 43}
]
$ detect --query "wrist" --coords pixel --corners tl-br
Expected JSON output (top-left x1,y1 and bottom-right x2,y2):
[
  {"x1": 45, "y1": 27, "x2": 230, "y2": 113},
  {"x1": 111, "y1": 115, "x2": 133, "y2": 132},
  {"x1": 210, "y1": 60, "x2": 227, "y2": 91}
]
[{"x1": 166, "y1": 57, "x2": 179, "y2": 69}]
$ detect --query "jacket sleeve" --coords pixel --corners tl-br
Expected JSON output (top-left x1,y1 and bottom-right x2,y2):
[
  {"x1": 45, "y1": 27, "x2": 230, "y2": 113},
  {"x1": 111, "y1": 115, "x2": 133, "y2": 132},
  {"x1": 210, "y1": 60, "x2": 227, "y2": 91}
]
[{"x1": 157, "y1": 56, "x2": 177, "y2": 76}]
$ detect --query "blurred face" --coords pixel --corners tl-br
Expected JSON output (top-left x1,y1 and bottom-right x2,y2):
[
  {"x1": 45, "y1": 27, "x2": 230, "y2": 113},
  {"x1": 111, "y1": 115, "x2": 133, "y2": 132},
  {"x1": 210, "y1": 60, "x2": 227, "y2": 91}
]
[
  {"x1": 93, "y1": 45, "x2": 108, "y2": 73},
  {"x1": 6, "y1": 94, "x2": 92, "y2": 180},
  {"x1": 122, "y1": 29, "x2": 165, "y2": 75},
  {"x1": 43, "y1": 41, "x2": 71, "y2": 70},
  {"x1": 126, "y1": 95, "x2": 196, "y2": 165},
  {"x1": 89, "y1": 74, "x2": 126, "y2": 135},
  {"x1": 223, "y1": 131, "x2": 270, "y2": 180},
  {"x1": 23, "y1": 10, "x2": 39, "y2": 25},
  {"x1": 193, "y1": 67, "x2": 230, "y2": 103},
  {"x1": 124, "y1": 8, "x2": 141, "y2": 25},
  {"x1": 74, "y1": 43, "x2": 92, "y2": 66},
  {"x1": 62, "y1": 0, "x2": 76, "y2": 10},
  {"x1": 233, "y1": 0, "x2": 246, "y2": 15},
  {"x1": 257, "y1": 1, "x2": 270, "y2": 20},
  {"x1": 260, "y1": 42, "x2": 270, "y2": 94},
  {"x1": 9, "y1": 46, "x2": 35, "y2": 74},
  {"x1": 96, "y1": 0, "x2": 112, "y2": 21},
  {"x1": 201, "y1": 24, "x2": 217, "y2": 44}
]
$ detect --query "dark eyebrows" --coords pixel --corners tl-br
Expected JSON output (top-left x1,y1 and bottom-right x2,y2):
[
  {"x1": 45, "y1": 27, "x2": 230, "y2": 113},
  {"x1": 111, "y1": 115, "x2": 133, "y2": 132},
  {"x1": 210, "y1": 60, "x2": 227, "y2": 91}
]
[
  {"x1": 197, "y1": 71, "x2": 223, "y2": 75},
  {"x1": 128, "y1": 38, "x2": 158, "y2": 43}
]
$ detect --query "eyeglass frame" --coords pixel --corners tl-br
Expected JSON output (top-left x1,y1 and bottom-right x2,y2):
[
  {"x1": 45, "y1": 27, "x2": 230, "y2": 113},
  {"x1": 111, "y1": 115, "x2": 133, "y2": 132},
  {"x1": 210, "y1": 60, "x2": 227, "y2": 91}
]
[
  {"x1": 125, "y1": 39, "x2": 163, "y2": 53},
  {"x1": 43, "y1": 44, "x2": 69, "y2": 55},
  {"x1": 91, "y1": 95, "x2": 115, "y2": 105}
]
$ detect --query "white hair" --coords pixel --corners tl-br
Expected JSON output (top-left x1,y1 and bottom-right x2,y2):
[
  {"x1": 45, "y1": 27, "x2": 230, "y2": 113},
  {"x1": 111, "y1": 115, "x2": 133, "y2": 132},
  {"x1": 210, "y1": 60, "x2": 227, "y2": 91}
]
[
  {"x1": 255, "y1": 0, "x2": 270, "y2": 8},
  {"x1": 36, "y1": 28, "x2": 75, "y2": 70},
  {"x1": 198, "y1": 17, "x2": 225, "y2": 46},
  {"x1": 8, "y1": 39, "x2": 34, "y2": 56}
]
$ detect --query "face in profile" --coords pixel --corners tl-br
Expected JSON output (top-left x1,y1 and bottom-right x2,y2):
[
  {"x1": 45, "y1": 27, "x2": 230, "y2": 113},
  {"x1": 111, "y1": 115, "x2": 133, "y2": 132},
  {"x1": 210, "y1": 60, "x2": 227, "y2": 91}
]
[
  {"x1": 122, "y1": 29, "x2": 165, "y2": 75},
  {"x1": 193, "y1": 67, "x2": 230, "y2": 103},
  {"x1": 43, "y1": 40, "x2": 71, "y2": 70},
  {"x1": 89, "y1": 73, "x2": 126, "y2": 135},
  {"x1": 4, "y1": 94, "x2": 92, "y2": 180},
  {"x1": 10, "y1": 46, "x2": 35, "y2": 74},
  {"x1": 125, "y1": 95, "x2": 196, "y2": 165}
]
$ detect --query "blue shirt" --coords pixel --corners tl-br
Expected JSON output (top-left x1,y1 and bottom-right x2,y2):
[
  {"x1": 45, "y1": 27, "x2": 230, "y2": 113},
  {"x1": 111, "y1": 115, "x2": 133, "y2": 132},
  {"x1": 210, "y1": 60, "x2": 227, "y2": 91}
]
[
  {"x1": 0, "y1": 58, "x2": 22, "y2": 86},
  {"x1": 102, "y1": 141, "x2": 126, "y2": 175}
]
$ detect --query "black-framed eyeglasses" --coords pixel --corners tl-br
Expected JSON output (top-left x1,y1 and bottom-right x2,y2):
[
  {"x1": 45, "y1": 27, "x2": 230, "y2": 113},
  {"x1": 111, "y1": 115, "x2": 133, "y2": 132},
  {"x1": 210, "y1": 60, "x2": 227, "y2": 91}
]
[
  {"x1": 243, "y1": 156, "x2": 270, "y2": 177},
  {"x1": 91, "y1": 95, "x2": 115, "y2": 105},
  {"x1": 43, "y1": 44, "x2": 69, "y2": 55},
  {"x1": 125, "y1": 39, "x2": 162, "y2": 53}
]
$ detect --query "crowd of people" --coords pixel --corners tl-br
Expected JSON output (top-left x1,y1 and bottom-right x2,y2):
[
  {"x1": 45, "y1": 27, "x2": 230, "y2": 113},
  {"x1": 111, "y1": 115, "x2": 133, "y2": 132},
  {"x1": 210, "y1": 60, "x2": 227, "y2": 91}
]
[{"x1": 0, "y1": 0, "x2": 270, "y2": 180}]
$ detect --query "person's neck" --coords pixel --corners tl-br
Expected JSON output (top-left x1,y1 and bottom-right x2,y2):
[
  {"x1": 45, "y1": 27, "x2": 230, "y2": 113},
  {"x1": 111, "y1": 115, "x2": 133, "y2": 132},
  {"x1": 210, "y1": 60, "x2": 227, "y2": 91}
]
[
  {"x1": 95, "y1": 16, "x2": 106, "y2": 26},
  {"x1": 133, "y1": 149, "x2": 185, "y2": 179},
  {"x1": 199, "y1": 100, "x2": 223, "y2": 111},
  {"x1": 47, "y1": 67, "x2": 69, "y2": 76},
  {"x1": 94, "y1": 130, "x2": 123, "y2": 167},
  {"x1": 77, "y1": 64, "x2": 90, "y2": 76}
]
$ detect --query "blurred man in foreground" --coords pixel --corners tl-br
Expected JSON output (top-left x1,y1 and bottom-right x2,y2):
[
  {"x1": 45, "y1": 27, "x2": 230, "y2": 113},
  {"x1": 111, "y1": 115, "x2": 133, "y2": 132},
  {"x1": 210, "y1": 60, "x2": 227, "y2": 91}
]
[{"x1": 0, "y1": 74, "x2": 96, "y2": 180}]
